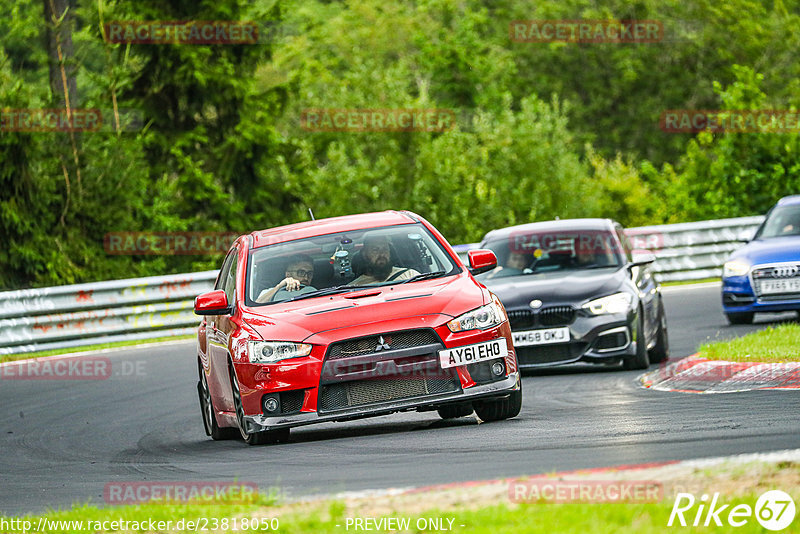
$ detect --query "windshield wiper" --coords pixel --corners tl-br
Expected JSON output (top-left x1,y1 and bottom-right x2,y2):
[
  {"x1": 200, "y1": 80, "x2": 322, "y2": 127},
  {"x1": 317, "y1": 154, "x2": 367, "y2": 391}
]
[
  {"x1": 281, "y1": 284, "x2": 381, "y2": 302},
  {"x1": 399, "y1": 270, "x2": 448, "y2": 283}
]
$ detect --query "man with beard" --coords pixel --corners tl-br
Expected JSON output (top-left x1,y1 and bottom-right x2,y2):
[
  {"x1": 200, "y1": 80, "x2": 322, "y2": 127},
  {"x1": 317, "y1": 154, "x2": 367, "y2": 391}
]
[{"x1": 351, "y1": 234, "x2": 420, "y2": 285}]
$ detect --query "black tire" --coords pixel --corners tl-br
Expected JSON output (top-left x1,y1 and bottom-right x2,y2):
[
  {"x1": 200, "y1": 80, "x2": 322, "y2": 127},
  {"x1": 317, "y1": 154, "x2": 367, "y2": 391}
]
[
  {"x1": 437, "y1": 402, "x2": 473, "y2": 419},
  {"x1": 623, "y1": 310, "x2": 650, "y2": 370},
  {"x1": 198, "y1": 372, "x2": 238, "y2": 440},
  {"x1": 648, "y1": 299, "x2": 670, "y2": 363},
  {"x1": 726, "y1": 312, "x2": 754, "y2": 325},
  {"x1": 230, "y1": 369, "x2": 290, "y2": 446},
  {"x1": 474, "y1": 382, "x2": 522, "y2": 422}
]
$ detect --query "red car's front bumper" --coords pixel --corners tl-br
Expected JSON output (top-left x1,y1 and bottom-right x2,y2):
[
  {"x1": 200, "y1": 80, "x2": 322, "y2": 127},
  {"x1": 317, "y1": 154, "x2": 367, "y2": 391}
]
[{"x1": 226, "y1": 317, "x2": 519, "y2": 432}]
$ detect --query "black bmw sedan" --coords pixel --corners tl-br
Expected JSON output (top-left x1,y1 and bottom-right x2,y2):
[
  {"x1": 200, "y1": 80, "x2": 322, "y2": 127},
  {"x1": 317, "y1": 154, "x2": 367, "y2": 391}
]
[{"x1": 476, "y1": 219, "x2": 669, "y2": 370}]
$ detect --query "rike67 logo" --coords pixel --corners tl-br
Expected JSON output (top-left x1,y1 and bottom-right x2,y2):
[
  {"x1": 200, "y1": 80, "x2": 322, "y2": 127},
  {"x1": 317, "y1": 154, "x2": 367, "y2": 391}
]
[{"x1": 668, "y1": 490, "x2": 796, "y2": 531}]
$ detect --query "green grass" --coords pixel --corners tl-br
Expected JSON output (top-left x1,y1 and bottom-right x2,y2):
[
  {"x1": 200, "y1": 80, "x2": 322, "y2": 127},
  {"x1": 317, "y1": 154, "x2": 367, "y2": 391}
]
[
  {"x1": 2, "y1": 492, "x2": 792, "y2": 533},
  {"x1": 699, "y1": 323, "x2": 800, "y2": 362},
  {"x1": 659, "y1": 277, "x2": 720, "y2": 287},
  {"x1": 0, "y1": 335, "x2": 194, "y2": 363}
]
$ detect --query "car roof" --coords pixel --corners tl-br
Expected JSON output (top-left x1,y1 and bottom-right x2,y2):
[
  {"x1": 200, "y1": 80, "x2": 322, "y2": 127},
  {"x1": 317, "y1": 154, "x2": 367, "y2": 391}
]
[
  {"x1": 777, "y1": 195, "x2": 800, "y2": 207},
  {"x1": 480, "y1": 218, "x2": 617, "y2": 243},
  {"x1": 249, "y1": 211, "x2": 420, "y2": 248}
]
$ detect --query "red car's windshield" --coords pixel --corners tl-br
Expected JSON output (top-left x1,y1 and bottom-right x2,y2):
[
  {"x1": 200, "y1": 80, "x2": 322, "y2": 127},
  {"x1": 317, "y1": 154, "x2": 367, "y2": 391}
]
[{"x1": 246, "y1": 223, "x2": 460, "y2": 305}]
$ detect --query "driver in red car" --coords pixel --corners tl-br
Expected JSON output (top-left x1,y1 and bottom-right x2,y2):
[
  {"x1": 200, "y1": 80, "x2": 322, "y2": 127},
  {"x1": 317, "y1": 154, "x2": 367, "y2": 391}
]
[
  {"x1": 351, "y1": 234, "x2": 420, "y2": 284},
  {"x1": 256, "y1": 254, "x2": 317, "y2": 302}
]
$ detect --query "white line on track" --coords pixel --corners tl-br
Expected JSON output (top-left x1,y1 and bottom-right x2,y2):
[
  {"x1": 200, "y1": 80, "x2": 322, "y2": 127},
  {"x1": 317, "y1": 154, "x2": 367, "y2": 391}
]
[
  {"x1": 662, "y1": 281, "x2": 721, "y2": 293},
  {"x1": 0, "y1": 338, "x2": 195, "y2": 368}
]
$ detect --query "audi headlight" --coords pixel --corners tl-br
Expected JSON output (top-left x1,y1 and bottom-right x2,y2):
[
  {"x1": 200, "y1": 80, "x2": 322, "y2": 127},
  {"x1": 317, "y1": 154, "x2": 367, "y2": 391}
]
[
  {"x1": 447, "y1": 298, "x2": 506, "y2": 332},
  {"x1": 582, "y1": 292, "x2": 633, "y2": 315},
  {"x1": 723, "y1": 259, "x2": 750, "y2": 278},
  {"x1": 248, "y1": 341, "x2": 312, "y2": 364}
]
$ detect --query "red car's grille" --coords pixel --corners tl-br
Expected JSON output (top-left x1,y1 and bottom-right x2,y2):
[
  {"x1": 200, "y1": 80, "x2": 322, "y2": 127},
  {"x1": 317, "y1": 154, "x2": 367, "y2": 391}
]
[
  {"x1": 318, "y1": 375, "x2": 460, "y2": 412},
  {"x1": 318, "y1": 328, "x2": 460, "y2": 413},
  {"x1": 327, "y1": 329, "x2": 439, "y2": 359}
]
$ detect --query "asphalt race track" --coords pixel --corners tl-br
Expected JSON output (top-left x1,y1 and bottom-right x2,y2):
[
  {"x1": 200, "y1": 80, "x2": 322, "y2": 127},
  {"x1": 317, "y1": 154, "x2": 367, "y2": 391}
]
[{"x1": 2, "y1": 283, "x2": 799, "y2": 515}]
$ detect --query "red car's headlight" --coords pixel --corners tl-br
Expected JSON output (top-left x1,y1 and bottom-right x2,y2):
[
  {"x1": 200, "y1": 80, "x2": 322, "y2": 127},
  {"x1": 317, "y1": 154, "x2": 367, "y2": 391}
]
[
  {"x1": 248, "y1": 341, "x2": 312, "y2": 364},
  {"x1": 447, "y1": 296, "x2": 506, "y2": 332}
]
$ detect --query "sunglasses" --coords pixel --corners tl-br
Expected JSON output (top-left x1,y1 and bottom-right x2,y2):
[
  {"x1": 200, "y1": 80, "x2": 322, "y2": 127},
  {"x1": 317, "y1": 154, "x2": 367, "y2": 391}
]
[{"x1": 287, "y1": 269, "x2": 313, "y2": 278}]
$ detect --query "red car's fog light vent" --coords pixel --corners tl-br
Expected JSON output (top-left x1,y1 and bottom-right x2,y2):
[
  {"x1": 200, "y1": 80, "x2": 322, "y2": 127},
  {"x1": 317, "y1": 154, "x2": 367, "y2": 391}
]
[
  {"x1": 328, "y1": 329, "x2": 439, "y2": 359},
  {"x1": 262, "y1": 390, "x2": 305, "y2": 415},
  {"x1": 467, "y1": 360, "x2": 506, "y2": 385},
  {"x1": 280, "y1": 390, "x2": 305, "y2": 413}
]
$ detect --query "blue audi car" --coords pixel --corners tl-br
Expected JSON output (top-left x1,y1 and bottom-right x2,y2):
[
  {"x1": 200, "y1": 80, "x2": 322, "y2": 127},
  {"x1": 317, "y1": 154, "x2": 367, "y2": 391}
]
[{"x1": 722, "y1": 195, "x2": 800, "y2": 324}]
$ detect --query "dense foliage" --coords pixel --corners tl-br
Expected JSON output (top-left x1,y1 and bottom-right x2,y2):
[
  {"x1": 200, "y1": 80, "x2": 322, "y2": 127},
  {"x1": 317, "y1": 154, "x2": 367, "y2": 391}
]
[{"x1": 1, "y1": 0, "x2": 799, "y2": 288}]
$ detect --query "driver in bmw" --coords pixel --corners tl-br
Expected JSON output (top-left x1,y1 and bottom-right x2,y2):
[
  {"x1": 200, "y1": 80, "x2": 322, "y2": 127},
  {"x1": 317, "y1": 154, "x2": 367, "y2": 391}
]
[{"x1": 351, "y1": 234, "x2": 420, "y2": 284}]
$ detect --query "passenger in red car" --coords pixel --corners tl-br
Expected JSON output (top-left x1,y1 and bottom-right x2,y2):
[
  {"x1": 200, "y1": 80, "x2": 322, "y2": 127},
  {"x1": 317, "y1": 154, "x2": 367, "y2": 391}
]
[
  {"x1": 256, "y1": 255, "x2": 317, "y2": 302},
  {"x1": 351, "y1": 234, "x2": 420, "y2": 284}
]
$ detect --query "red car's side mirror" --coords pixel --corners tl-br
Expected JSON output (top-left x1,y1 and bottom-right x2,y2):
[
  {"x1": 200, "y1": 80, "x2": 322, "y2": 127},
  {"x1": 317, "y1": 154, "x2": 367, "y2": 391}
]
[
  {"x1": 467, "y1": 249, "x2": 497, "y2": 275},
  {"x1": 194, "y1": 290, "x2": 231, "y2": 316}
]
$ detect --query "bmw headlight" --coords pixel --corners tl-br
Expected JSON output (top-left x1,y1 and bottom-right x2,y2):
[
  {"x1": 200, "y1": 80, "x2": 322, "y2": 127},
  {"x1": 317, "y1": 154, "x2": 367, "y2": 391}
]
[
  {"x1": 248, "y1": 341, "x2": 312, "y2": 364},
  {"x1": 447, "y1": 297, "x2": 506, "y2": 332},
  {"x1": 723, "y1": 259, "x2": 750, "y2": 278},
  {"x1": 582, "y1": 292, "x2": 633, "y2": 315}
]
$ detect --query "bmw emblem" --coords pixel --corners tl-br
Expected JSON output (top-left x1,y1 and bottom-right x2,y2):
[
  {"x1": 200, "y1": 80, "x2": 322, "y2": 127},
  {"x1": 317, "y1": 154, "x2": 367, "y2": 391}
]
[{"x1": 529, "y1": 299, "x2": 543, "y2": 309}]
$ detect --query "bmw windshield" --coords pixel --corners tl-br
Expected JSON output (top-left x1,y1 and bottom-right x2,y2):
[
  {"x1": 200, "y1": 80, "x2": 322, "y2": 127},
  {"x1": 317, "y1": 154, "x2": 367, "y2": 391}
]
[
  {"x1": 478, "y1": 230, "x2": 624, "y2": 280},
  {"x1": 246, "y1": 223, "x2": 460, "y2": 306}
]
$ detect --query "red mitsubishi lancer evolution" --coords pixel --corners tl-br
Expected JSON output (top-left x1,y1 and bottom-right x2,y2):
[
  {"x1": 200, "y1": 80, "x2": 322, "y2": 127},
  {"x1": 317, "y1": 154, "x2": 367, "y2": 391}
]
[{"x1": 194, "y1": 211, "x2": 522, "y2": 444}]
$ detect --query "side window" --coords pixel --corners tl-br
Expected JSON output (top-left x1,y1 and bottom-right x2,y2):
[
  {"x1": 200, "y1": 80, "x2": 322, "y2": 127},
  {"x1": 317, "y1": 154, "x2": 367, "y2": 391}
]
[
  {"x1": 223, "y1": 252, "x2": 239, "y2": 303},
  {"x1": 614, "y1": 227, "x2": 633, "y2": 262},
  {"x1": 214, "y1": 249, "x2": 239, "y2": 289}
]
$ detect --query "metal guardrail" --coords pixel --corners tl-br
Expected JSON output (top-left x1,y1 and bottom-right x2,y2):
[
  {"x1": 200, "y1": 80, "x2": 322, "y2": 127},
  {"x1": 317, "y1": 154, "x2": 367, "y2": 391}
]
[
  {"x1": 453, "y1": 216, "x2": 765, "y2": 283},
  {"x1": 0, "y1": 271, "x2": 217, "y2": 355},
  {"x1": 623, "y1": 216, "x2": 764, "y2": 282},
  {"x1": 0, "y1": 216, "x2": 765, "y2": 355}
]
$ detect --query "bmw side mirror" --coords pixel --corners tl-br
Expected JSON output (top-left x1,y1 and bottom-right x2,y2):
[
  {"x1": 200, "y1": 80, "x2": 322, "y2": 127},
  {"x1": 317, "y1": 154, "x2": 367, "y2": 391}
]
[
  {"x1": 467, "y1": 249, "x2": 498, "y2": 275},
  {"x1": 195, "y1": 290, "x2": 232, "y2": 315}
]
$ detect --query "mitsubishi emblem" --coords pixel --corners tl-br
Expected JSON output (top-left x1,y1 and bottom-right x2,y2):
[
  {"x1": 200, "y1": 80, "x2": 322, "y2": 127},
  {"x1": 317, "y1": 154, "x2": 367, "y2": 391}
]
[{"x1": 375, "y1": 335, "x2": 391, "y2": 351}]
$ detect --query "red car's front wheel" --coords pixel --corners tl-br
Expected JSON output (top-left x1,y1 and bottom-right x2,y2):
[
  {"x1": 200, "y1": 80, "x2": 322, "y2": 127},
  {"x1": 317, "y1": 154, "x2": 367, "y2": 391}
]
[{"x1": 198, "y1": 371, "x2": 237, "y2": 441}]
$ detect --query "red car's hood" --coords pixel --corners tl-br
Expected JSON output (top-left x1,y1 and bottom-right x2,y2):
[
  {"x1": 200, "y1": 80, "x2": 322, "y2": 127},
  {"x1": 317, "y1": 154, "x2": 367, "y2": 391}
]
[{"x1": 241, "y1": 273, "x2": 486, "y2": 342}]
